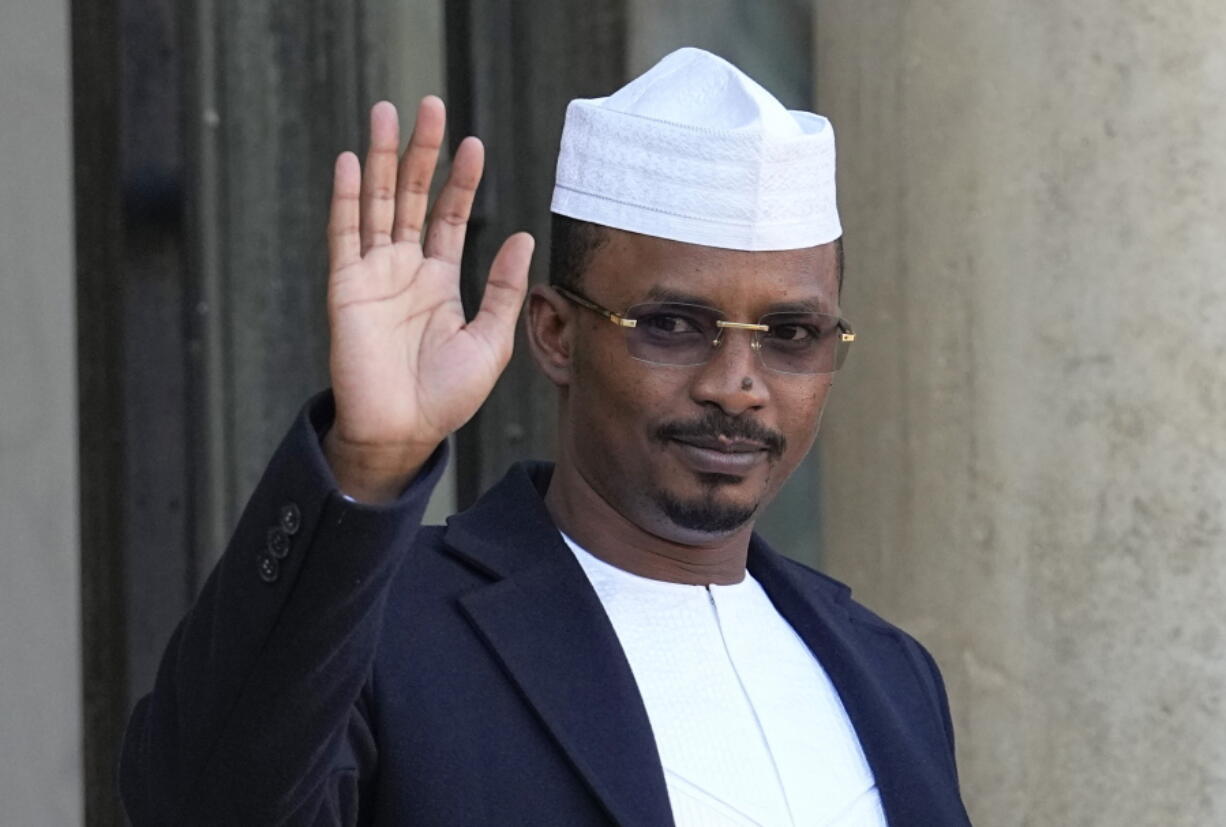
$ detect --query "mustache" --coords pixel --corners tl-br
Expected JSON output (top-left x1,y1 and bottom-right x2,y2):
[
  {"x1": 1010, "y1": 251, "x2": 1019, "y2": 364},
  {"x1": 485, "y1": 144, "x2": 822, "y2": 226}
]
[{"x1": 654, "y1": 409, "x2": 787, "y2": 459}]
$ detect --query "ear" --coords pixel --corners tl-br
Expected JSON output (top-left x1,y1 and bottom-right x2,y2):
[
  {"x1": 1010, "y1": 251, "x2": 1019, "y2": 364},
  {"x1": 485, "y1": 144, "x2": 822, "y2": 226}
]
[{"x1": 526, "y1": 284, "x2": 574, "y2": 387}]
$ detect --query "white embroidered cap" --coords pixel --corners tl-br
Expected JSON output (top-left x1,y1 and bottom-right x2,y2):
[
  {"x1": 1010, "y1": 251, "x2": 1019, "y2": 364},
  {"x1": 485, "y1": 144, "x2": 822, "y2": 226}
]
[{"x1": 551, "y1": 47, "x2": 841, "y2": 251}]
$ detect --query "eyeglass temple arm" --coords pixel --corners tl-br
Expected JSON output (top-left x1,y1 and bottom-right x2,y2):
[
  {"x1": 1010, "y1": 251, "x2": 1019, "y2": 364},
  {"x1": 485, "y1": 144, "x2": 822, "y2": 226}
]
[{"x1": 554, "y1": 286, "x2": 638, "y2": 328}]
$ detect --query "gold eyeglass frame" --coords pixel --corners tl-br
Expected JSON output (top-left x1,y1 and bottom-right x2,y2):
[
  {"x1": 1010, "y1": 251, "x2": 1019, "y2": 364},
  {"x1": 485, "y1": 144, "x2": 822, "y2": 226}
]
[{"x1": 552, "y1": 285, "x2": 856, "y2": 372}]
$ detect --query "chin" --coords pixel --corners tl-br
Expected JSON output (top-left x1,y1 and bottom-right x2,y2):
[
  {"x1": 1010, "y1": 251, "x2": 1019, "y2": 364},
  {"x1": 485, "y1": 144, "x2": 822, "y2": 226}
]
[{"x1": 648, "y1": 482, "x2": 761, "y2": 542}]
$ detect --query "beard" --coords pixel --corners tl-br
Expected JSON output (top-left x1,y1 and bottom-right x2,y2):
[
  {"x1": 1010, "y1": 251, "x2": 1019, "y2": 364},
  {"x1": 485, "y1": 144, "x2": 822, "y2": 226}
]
[{"x1": 654, "y1": 476, "x2": 759, "y2": 534}]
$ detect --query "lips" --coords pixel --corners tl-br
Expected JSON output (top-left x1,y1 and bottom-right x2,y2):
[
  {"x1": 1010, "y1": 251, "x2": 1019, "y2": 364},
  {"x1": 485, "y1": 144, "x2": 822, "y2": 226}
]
[
  {"x1": 676, "y1": 435, "x2": 768, "y2": 453},
  {"x1": 670, "y1": 436, "x2": 769, "y2": 475}
]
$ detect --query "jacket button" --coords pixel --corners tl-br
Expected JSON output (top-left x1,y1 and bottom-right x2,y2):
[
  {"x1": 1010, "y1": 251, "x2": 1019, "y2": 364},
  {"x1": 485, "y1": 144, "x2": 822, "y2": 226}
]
[
  {"x1": 266, "y1": 526, "x2": 291, "y2": 559},
  {"x1": 279, "y1": 503, "x2": 302, "y2": 535},
  {"x1": 257, "y1": 552, "x2": 280, "y2": 583}
]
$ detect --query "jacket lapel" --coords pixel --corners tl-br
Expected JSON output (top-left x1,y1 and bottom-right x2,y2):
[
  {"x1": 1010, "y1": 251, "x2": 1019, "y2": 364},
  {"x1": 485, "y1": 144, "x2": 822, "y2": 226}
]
[
  {"x1": 443, "y1": 462, "x2": 674, "y2": 827},
  {"x1": 748, "y1": 538, "x2": 967, "y2": 826},
  {"x1": 443, "y1": 462, "x2": 965, "y2": 826}
]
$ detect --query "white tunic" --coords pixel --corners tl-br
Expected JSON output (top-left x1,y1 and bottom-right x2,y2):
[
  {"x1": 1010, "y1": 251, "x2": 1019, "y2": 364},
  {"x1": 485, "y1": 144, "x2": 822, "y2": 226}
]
[{"x1": 564, "y1": 534, "x2": 887, "y2": 827}]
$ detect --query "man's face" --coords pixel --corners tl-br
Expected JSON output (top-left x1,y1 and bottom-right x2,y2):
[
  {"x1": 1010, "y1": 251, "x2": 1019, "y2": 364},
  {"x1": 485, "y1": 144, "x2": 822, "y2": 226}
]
[{"x1": 560, "y1": 229, "x2": 842, "y2": 546}]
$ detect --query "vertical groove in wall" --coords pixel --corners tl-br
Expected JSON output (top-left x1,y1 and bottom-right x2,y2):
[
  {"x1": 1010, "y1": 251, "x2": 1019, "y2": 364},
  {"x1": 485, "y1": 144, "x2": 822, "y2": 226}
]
[
  {"x1": 183, "y1": 0, "x2": 229, "y2": 585},
  {"x1": 71, "y1": 0, "x2": 128, "y2": 823}
]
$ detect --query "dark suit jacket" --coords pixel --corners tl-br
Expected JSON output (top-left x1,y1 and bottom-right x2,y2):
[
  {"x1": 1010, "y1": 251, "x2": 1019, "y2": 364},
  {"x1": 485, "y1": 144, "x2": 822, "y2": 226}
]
[{"x1": 120, "y1": 396, "x2": 972, "y2": 826}]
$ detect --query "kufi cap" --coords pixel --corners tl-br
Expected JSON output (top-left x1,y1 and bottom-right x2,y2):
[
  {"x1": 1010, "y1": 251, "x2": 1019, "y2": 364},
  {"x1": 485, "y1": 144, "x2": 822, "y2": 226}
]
[{"x1": 551, "y1": 47, "x2": 841, "y2": 251}]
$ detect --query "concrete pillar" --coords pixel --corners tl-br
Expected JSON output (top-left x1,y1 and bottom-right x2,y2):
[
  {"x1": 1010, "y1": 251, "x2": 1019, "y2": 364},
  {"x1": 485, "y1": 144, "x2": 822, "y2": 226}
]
[
  {"x1": 815, "y1": 3, "x2": 1226, "y2": 824},
  {"x1": 0, "y1": 1, "x2": 81, "y2": 823}
]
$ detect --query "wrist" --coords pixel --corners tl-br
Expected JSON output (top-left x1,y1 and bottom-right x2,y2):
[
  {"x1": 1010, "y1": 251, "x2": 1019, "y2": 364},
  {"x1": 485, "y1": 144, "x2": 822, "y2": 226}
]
[{"x1": 322, "y1": 428, "x2": 439, "y2": 505}]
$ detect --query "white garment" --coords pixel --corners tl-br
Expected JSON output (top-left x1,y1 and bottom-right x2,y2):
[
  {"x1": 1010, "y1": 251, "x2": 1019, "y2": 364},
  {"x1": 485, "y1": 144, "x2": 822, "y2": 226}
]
[{"x1": 563, "y1": 535, "x2": 886, "y2": 827}]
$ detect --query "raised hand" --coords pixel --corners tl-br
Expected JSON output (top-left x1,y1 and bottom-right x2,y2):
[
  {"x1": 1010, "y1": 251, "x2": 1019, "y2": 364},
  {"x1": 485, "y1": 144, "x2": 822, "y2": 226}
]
[{"x1": 323, "y1": 98, "x2": 534, "y2": 503}]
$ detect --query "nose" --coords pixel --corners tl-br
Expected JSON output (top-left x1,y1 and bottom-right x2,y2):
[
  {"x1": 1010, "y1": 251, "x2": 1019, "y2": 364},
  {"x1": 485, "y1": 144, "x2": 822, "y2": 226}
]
[{"x1": 688, "y1": 328, "x2": 769, "y2": 415}]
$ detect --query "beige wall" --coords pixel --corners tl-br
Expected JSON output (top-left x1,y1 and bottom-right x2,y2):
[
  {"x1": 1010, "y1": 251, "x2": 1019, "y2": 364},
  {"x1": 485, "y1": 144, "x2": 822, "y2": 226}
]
[
  {"x1": 0, "y1": 0, "x2": 81, "y2": 824},
  {"x1": 815, "y1": 3, "x2": 1226, "y2": 824}
]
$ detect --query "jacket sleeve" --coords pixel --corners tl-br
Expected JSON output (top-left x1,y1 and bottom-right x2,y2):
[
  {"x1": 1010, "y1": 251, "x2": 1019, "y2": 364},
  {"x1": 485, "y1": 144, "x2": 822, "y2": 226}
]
[
  {"x1": 905, "y1": 634, "x2": 961, "y2": 787},
  {"x1": 119, "y1": 392, "x2": 448, "y2": 826}
]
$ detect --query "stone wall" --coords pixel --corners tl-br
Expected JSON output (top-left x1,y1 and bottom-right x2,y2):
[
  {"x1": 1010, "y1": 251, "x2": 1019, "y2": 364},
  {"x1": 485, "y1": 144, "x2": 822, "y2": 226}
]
[{"x1": 815, "y1": 3, "x2": 1226, "y2": 823}]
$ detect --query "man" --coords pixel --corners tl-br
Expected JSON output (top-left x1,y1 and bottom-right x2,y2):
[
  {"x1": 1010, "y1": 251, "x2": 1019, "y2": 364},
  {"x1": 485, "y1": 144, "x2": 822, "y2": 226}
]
[{"x1": 121, "y1": 48, "x2": 971, "y2": 825}]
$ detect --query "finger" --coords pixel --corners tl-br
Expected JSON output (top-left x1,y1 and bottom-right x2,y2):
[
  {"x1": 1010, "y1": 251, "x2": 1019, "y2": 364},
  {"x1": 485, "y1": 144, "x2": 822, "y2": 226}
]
[
  {"x1": 393, "y1": 96, "x2": 445, "y2": 245},
  {"x1": 423, "y1": 136, "x2": 484, "y2": 265},
  {"x1": 328, "y1": 151, "x2": 362, "y2": 272},
  {"x1": 466, "y1": 232, "x2": 535, "y2": 359},
  {"x1": 360, "y1": 101, "x2": 401, "y2": 255}
]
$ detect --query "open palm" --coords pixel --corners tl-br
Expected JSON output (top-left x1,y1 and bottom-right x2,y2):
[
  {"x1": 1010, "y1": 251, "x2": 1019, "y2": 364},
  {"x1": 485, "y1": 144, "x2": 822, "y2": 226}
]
[{"x1": 324, "y1": 98, "x2": 533, "y2": 500}]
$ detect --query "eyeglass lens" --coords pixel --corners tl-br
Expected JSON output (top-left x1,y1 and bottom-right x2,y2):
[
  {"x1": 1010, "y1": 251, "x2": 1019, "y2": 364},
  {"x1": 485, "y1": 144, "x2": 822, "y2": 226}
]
[{"x1": 622, "y1": 302, "x2": 849, "y2": 375}]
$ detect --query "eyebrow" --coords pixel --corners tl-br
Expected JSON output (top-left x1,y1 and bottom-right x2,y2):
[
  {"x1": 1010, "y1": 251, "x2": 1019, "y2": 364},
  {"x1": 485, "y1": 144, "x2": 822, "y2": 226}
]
[
  {"x1": 641, "y1": 286, "x2": 838, "y2": 316},
  {"x1": 765, "y1": 298, "x2": 837, "y2": 315}
]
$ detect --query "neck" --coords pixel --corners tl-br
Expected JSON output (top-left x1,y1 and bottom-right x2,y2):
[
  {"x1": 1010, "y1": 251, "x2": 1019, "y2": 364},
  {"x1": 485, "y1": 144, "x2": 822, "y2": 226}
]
[{"x1": 543, "y1": 458, "x2": 753, "y2": 586}]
